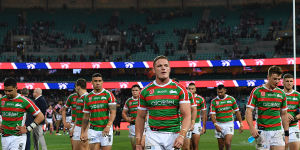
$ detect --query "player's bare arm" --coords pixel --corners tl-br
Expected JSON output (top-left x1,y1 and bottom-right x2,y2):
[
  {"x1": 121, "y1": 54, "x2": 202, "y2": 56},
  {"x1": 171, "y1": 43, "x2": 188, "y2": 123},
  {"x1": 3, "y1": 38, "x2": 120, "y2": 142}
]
[
  {"x1": 122, "y1": 109, "x2": 132, "y2": 123},
  {"x1": 62, "y1": 107, "x2": 70, "y2": 129},
  {"x1": 281, "y1": 109, "x2": 289, "y2": 144},
  {"x1": 235, "y1": 111, "x2": 243, "y2": 133},
  {"x1": 201, "y1": 110, "x2": 207, "y2": 134},
  {"x1": 102, "y1": 104, "x2": 116, "y2": 136},
  {"x1": 16, "y1": 112, "x2": 45, "y2": 135},
  {"x1": 135, "y1": 109, "x2": 146, "y2": 150},
  {"x1": 245, "y1": 107, "x2": 259, "y2": 138},
  {"x1": 174, "y1": 103, "x2": 191, "y2": 149},
  {"x1": 191, "y1": 106, "x2": 197, "y2": 130},
  {"x1": 211, "y1": 113, "x2": 221, "y2": 132},
  {"x1": 80, "y1": 113, "x2": 90, "y2": 142}
]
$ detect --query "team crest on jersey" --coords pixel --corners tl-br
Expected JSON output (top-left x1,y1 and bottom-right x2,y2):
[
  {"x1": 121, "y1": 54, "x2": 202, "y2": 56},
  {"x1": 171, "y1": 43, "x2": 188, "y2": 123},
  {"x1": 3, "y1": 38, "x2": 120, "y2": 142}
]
[
  {"x1": 129, "y1": 101, "x2": 132, "y2": 106},
  {"x1": 1, "y1": 101, "x2": 5, "y2": 106},
  {"x1": 261, "y1": 92, "x2": 265, "y2": 97},
  {"x1": 216, "y1": 101, "x2": 219, "y2": 105},
  {"x1": 149, "y1": 89, "x2": 154, "y2": 95},
  {"x1": 89, "y1": 97, "x2": 92, "y2": 101}
]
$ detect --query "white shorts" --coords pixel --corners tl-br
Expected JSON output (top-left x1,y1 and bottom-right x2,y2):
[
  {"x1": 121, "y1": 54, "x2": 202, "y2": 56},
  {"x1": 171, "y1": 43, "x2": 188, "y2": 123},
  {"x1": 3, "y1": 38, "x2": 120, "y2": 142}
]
[
  {"x1": 56, "y1": 114, "x2": 62, "y2": 121},
  {"x1": 214, "y1": 122, "x2": 234, "y2": 139},
  {"x1": 128, "y1": 125, "x2": 135, "y2": 138},
  {"x1": 72, "y1": 126, "x2": 92, "y2": 141},
  {"x1": 289, "y1": 126, "x2": 300, "y2": 143},
  {"x1": 46, "y1": 118, "x2": 53, "y2": 124},
  {"x1": 66, "y1": 116, "x2": 72, "y2": 123},
  {"x1": 192, "y1": 123, "x2": 202, "y2": 135},
  {"x1": 145, "y1": 129, "x2": 179, "y2": 150},
  {"x1": 1, "y1": 134, "x2": 26, "y2": 150},
  {"x1": 89, "y1": 127, "x2": 113, "y2": 146},
  {"x1": 256, "y1": 130, "x2": 285, "y2": 150},
  {"x1": 186, "y1": 131, "x2": 192, "y2": 139}
]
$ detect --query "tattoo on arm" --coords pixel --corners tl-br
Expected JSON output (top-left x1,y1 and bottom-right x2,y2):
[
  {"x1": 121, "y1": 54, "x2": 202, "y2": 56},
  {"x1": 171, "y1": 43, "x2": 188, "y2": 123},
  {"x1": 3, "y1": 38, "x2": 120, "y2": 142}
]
[
  {"x1": 83, "y1": 119, "x2": 89, "y2": 126},
  {"x1": 109, "y1": 105, "x2": 116, "y2": 111}
]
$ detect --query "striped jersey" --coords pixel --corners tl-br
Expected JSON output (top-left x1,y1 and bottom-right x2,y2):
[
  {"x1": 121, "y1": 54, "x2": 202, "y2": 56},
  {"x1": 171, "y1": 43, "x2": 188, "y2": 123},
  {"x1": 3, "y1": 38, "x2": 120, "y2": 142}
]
[
  {"x1": 285, "y1": 90, "x2": 300, "y2": 127},
  {"x1": 123, "y1": 97, "x2": 138, "y2": 123},
  {"x1": 194, "y1": 94, "x2": 207, "y2": 123},
  {"x1": 179, "y1": 91, "x2": 197, "y2": 122},
  {"x1": 75, "y1": 92, "x2": 88, "y2": 127},
  {"x1": 138, "y1": 80, "x2": 190, "y2": 132},
  {"x1": 247, "y1": 85, "x2": 287, "y2": 131},
  {"x1": 65, "y1": 93, "x2": 78, "y2": 122},
  {"x1": 83, "y1": 89, "x2": 116, "y2": 131},
  {"x1": 46, "y1": 109, "x2": 53, "y2": 119},
  {"x1": 54, "y1": 104, "x2": 62, "y2": 114},
  {"x1": 210, "y1": 94, "x2": 239, "y2": 123},
  {"x1": 0, "y1": 94, "x2": 40, "y2": 136}
]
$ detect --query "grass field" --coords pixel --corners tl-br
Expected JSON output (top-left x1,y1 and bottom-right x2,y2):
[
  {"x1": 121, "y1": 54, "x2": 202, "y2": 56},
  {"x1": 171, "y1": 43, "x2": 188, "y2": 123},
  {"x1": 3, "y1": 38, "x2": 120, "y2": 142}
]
[{"x1": 6, "y1": 129, "x2": 256, "y2": 150}]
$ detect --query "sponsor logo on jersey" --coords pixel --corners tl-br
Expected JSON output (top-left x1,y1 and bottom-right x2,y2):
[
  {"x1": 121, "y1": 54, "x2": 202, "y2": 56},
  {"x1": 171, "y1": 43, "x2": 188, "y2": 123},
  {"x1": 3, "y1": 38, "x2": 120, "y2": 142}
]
[
  {"x1": 263, "y1": 102, "x2": 280, "y2": 107},
  {"x1": 101, "y1": 97, "x2": 107, "y2": 100},
  {"x1": 15, "y1": 103, "x2": 22, "y2": 107},
  {"x1": 169, "y1": 90, "x2": 177, "y2": 94},
  {"x1": 157, "y1": 90, "x2": 167, "y2": 94},
  {"x1": 227, "y1": 101, "x2": 232, "y2": 104},
  {"x1": 277, "y1": 94, "x2": 283, "y2": 99},
  {"x1": 151, "y1": 100, "x2": 175, "y2": 106}
]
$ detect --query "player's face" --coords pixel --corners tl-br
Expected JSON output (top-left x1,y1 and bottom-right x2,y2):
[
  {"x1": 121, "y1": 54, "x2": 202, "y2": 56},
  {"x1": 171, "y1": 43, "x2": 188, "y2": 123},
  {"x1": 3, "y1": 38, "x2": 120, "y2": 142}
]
[
  {"x1": 92, "y1": 77, "x2": 103, "y2": 90},
  {"x1": 283, "y1": 78, "x2": 294, "y2": 90},
  {"x1": 267, "y1": 73, "x2": 282, "y2": 89},
  {"x1": 188, "y1": 85, "x2": 196, "y2": 94},
  {"x1": 75, "y1": 85, "x2": 80, "y2": 93},
  {"x1": 131, "y1": 87, "x2": 140, "y2": 98},
  {"x1": 217, "y1": 88, "x2": 226, "y2": 98},
  {"x1": 153, "y1": 59, "x2": 170, "y2": 81},
  {"x1": 4, "y1": 86, "x2": 17, "y2": 99}
]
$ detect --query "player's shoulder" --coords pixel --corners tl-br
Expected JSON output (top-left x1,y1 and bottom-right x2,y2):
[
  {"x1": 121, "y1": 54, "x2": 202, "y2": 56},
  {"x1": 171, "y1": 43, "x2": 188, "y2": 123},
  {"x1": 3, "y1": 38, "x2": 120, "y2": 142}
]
[
  {"x1": 211, "y1": 96, "x2": 218, "y2": 102},
  {"x1": 293, "y1": 90, "x2": 300, "y2": 95},
  {"x1": 274, "y1": 87, "x2": 285, "y2": 94},
  {"x1": 140, "y1": 81, "x2": 154, "y2": 94},
  {"x1": 251, "y1": 85, "x2": 264, "y2": 93},
  {"x1": 226, "y1": 95, "x2": 236, "y2": 100},
  {"x1": 69, "y1": 93, "x2": 78, "y2": 97}
]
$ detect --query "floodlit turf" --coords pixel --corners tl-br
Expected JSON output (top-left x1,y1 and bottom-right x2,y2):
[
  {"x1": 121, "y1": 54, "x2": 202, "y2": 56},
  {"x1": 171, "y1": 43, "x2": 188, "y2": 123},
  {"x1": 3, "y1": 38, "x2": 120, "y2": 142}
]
[{"x1": 0, "y1": 130, "x2": 256, "y2": 150}]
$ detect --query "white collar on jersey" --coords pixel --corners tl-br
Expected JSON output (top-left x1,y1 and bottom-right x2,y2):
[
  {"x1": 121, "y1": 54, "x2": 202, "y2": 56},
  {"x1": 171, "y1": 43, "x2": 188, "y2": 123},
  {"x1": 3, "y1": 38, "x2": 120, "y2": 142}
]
[
  {"x1": 153, "y1": 79, "x2": 171, "y2": 87},
  {"x1": 8, "y1": 93, "x2": 20, "y2": 100},
  {"x1": 263, "y1": 84, "x2": 277, "y2": 91},
  {"x1": 92, "y1": 89, "x2": 105, "y2": 95},
  {"x1": 80, "y1": 92, "x2": 89, "y2": 98},
  {"x1": 217, "y1": 94, "x2": 228, "y2": 100},
  {"x1": 132, "y1": 96, "x2": 138, "y2": 100},
  {"x1": 285, "y1": 90, "x2": 294, "y2": 95}
]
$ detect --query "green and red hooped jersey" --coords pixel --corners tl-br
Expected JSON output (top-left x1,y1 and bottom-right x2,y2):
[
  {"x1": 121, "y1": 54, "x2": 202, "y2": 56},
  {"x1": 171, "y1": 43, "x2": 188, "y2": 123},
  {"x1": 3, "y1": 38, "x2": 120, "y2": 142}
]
[
  {"x1": 210, "y1": 94, "x2": 239, "y2": 123},
  {"x1": 83, "y1": 89, "x2": 116, "y2": 131},
  {"x1": 123, "y1": 97, "x2": 138, "y2": 123},
  {"x1": 65, "y1": 93, "x2": 78, "y2": 123},
  {"x1": 247, "y1": 85, "x2": 287, "y2": 131},
  {"x1": 0, "y1": 94, "x2": 41, "y2": 136},
  {"x1": 285, "y1": 90, "x2": 300, "y2": 127},
  {"x1": 75, "y1": 92, "x2": 88, "y2": 127},
  {"x1": 193, "y1": 94, "x2": 207, "y2": 123},
  {"x1": 138, "y1": 80, "x2": 190, "y2": 133}
]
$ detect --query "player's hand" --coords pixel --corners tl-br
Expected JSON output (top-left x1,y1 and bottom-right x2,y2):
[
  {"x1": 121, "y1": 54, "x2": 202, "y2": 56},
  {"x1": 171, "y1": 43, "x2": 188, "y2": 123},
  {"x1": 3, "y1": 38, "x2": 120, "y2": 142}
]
[
  {"x1": 69, "y1": 129, "x2": 74, "y2": 138},
  {"x1": 16, "y1": 125, "x2": 27, "y2": 135},
  {"x1": 190, "y1": 123, "x2": 195, "y2": 131},
  {"x1": 250, "y1": 128, "x2": 259, "y2": 138},
  {"x1": 64, "y1": 122, "x2": 71, "y2": 129},
  {"x1": 102, "y1": 126, "x2": 110, "y2": 137},
  {"x1": 127, "y1": 117, "x2": 132, "y2": 123},
  {"x1": 80, "y1": 131, "x2": 88, "y2": 142},
  {"x1": 285, "y1": 136, "x2": 289, "y2": 145},
  {"x1": 173, "y1": 135, "x2": 184, "y2": 149},
  {"x1": 239, "y1": 125, "x2": 244, "y2": 133},
  {"x1": 215, "y1": 125, "x2": 222, "y2": 132},
  {"x1": 136, "y1": 145, "x2": 143, "y2": 150},
  {"x1": 201, "y1": 128, "x2": 206, "y2": 135},
  {"x1": 287, "y1": 113, "x2": 294, "y2": 122}
]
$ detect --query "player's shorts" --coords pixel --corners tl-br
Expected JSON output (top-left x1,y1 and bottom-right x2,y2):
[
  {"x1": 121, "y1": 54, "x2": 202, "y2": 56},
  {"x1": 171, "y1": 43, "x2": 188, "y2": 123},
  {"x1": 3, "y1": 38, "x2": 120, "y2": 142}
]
[
  {"x1": 214, "y1": 121, "x2": 234, "y2": 139},
  {"x1": 1, "y1": 134, "x2": 26, "y2": 150},
  {"x1": 186, "y1": 131, "x2": 192, "y2": 139},
  {"x1": 72, "y1": 126, "x2": 92, "y2": 141},
  {"x1": 192, "y1": 123, "x2": 202, "y2": 135},
  {"x1": 289, "y1": 126, "x2": 300, "y2": 143},
  {"x1": 256, "y1": 130, "x2": 285, "y2": 150},
  {"x1": 46, "y1": 118, "x2": 53, "y2": 124},
  {"x1": 128, "y1": 125, "x2": 135, "y2": 138},
  {"x1": 56, "y1": 114, "x2": 62, "y2": 121},
  {"x1": 66, "y1": 116, "x2": 72, "y2": 123},
  {"x1": 89, "y1": 126, "x2": 113, "y2": 146},
  {"x1": 145, "y1": 129, "x2": 179, "y2": 150}
]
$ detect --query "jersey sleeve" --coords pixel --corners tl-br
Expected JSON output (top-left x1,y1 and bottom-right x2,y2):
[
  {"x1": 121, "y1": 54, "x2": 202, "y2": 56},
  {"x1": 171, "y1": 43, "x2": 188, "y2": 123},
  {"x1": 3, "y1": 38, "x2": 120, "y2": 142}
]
[
  {"x1": 189, "y1": 92, "x2": 197, "y2": 107},
  {"x1": 281, "y1": 93, "x2": 288, "y2": 111},
  {"x1": 247, "y1": 88, "x2": 258, "y2": 109},
  {"x1": 123, "y1": 99, "x2": 129, "y2": 110},
  {"x1": 65, "y1": 95, "x2": 72, "y2": 108},
  {"x1": 108, "y1": 91, "x2": 117, "y2": 105},
  {"x1": 83, "y1": 95, "x2": 91, "y2": 113},
  {"x1": 200, "y1": 96, "x2": 207, "y2": 110},
  {"x1": 24, "y1": 98, "x2": 41, "y2": 116},
  {"x1": 178, "y1": 84, "x2": 190, "y2": 104},
  {"x1": 231, "y1": 97, "x2": 239, "y2": 111},
  {"x1": 209, "y1": 100, "x2": 216, "y2": 115},
  {"x1": 138, "y1": 89, "x2": 147, "y2": 110}
]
